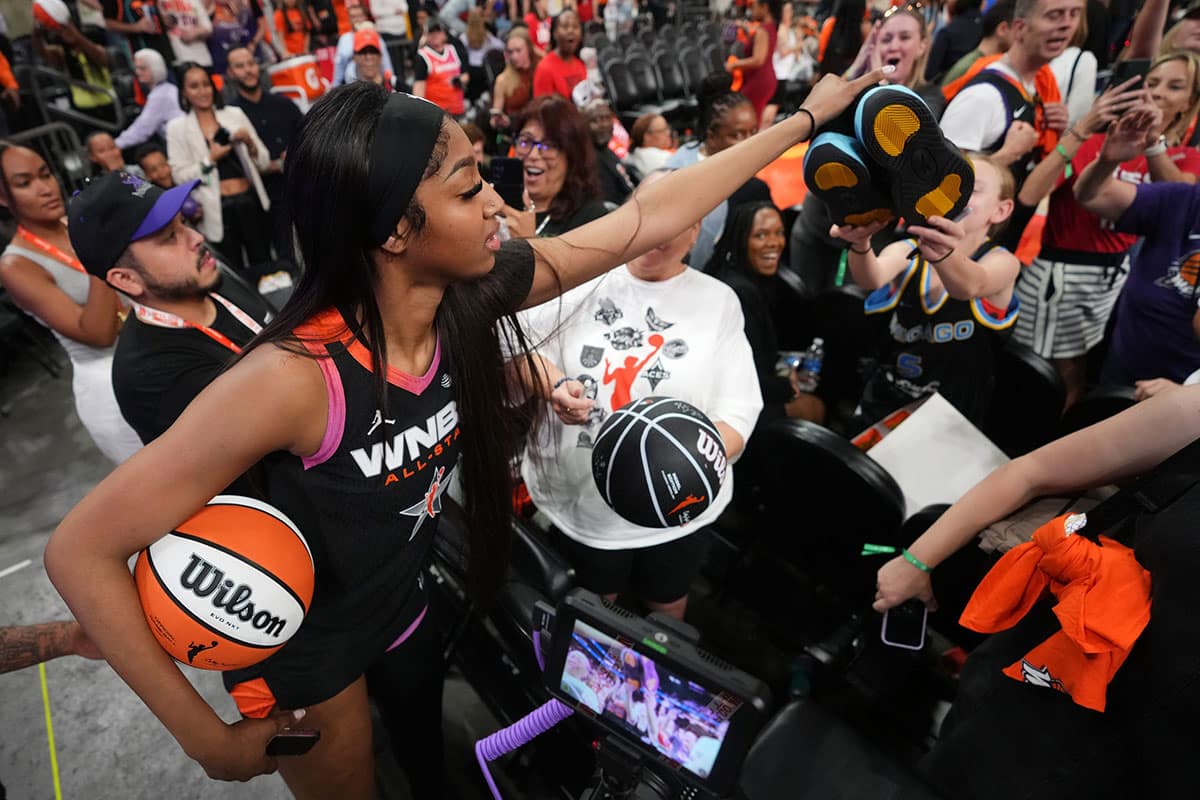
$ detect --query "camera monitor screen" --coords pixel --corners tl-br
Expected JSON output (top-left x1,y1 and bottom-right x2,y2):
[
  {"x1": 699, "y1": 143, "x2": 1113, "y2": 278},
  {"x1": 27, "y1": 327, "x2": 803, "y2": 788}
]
[{"x1": 558, "y1": 619, "x2": 743, "y2": 782}]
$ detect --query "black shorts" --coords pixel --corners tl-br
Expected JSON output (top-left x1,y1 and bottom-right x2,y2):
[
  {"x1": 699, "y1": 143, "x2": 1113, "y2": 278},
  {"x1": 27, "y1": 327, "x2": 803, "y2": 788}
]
[{"x1": 558, "y1": 529, "x2": 711, "y2": 604}]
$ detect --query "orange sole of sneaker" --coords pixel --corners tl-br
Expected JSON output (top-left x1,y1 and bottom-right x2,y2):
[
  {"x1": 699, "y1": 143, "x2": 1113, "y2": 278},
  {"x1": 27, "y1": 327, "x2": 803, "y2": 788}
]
[
  {"x1": 872, "y1": 104, "x2": 920, "y2": 158},
  {"x1": 914, "y1": 174, "x2": 964, "y2": 220},
  {"x1": 813, "y1": 162, "x2": 859, "y2": 191}
]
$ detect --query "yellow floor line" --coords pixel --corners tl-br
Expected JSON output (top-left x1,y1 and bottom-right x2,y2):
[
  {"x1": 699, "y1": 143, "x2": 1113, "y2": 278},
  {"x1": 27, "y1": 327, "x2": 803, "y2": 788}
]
[{"x1": 39, "y1": 663, "x2": 63, "y2": 800}]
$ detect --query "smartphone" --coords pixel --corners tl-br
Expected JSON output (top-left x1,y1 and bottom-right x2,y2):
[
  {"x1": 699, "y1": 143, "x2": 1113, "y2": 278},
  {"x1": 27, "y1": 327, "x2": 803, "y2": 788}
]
[
  {"x1": 266, "y1": 729, "x2": 321, "y2": 757},
  {"x1": 213, "y1": 127, "x2": 231, "y2": 146},
  {"x1": 1111, "y1": 58, "x2": 1151, "y2": 89},
  {"x1": 881, "y1": 599, "x2": 928, "y2": 651},
  {"x1": 491, "y1": 157, "x2": 525, "y2": 210}
]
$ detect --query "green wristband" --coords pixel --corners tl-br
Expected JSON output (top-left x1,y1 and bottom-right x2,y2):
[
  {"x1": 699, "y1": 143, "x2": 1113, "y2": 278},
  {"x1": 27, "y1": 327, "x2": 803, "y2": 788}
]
[{"x1": 901, "y1": 548, "x2": 932, "y2": 573}]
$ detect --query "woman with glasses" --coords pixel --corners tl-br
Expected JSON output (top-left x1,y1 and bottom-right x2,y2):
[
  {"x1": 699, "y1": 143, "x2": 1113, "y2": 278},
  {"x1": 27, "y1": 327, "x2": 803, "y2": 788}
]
[
  {"x1": 625, "y1": 113, "x2": 674, "y2": 178},
  {"x1": 505, "y1": 94, "x2": 608, "y2": 237},
  {"x1": 490, "y1": 26, "x2": 539, "y2": 131}
]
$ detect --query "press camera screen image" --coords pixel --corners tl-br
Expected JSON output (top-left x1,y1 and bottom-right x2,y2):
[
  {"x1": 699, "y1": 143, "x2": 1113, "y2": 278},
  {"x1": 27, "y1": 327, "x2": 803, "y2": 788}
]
[{"x1": 558, "y1": 620, "x2": 744, "y2": 780}]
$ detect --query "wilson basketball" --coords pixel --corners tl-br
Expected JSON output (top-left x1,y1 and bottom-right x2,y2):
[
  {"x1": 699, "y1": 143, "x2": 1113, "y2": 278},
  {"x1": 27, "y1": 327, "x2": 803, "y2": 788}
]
[
  {"x1": 591, "y1": 397, "x2": 728, "y2": 528},
  {"x1": 133, "y1": 495, "x2": 314, "y2": 670}
]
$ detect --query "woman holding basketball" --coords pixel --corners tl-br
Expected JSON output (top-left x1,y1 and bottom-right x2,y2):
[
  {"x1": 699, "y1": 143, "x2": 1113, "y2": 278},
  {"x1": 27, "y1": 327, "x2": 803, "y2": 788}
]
[
  {"x1": 45, "y1": 67, "x2": 889, "y2": 799},
  {"x1": 517, "y1": 168, "x2": 762, "y2": 620}
]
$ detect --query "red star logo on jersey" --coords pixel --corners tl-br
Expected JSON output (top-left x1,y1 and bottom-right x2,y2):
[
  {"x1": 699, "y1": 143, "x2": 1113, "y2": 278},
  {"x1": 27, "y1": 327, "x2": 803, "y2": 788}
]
[{"x1": 399, "y1": 464, "x2": 454, "y2": 539}]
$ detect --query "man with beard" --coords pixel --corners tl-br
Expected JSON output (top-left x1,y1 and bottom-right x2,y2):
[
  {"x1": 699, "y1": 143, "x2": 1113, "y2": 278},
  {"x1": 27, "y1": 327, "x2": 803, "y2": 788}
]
[
  {"x1": 225, "y1": 45, "x2": 303, "y2": 270},
  {"x1": 68, "y1": 171, "x2": 273, "y2": 444}
]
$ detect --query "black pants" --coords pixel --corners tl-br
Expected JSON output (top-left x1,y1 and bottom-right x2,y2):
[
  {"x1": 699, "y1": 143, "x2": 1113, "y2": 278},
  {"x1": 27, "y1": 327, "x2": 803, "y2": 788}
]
[
  {"x1": 365, "y1": 604, "x2": 447, "y2": 799},
  {"x1": 263, "y1": 173, "x2": 297, "y2": 273},
  {"x1": 921, "y1": 600, "x2": 1200, "y2": 799},
  {"x1": 213, "y1": 190, "x2": 272, "y2": 279}
]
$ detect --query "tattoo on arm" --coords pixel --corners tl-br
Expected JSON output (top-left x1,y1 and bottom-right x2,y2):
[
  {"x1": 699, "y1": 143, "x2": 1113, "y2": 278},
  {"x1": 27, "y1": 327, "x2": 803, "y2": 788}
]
[{"x1": 0, "y1": 622, "x2": 77, "y2": 675}]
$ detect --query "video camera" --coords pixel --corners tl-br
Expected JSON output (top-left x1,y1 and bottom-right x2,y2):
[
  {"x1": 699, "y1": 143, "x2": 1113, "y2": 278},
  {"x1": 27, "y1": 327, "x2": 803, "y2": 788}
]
[{"x1": 539, "y1": 591, "x2": 773, "y2": 800}]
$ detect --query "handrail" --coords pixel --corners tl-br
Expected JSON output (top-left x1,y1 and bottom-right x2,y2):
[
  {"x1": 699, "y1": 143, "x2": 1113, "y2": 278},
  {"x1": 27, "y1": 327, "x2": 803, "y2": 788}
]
[{"x1": 18, "y1": 64, "x2": 127, "y2": 133}]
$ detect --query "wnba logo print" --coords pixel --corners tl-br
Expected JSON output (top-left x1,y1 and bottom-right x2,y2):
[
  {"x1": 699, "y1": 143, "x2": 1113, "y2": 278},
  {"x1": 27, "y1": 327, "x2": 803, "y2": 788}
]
[{"x1": 696, "y1": 429, "x2": 727, "y2": 483}]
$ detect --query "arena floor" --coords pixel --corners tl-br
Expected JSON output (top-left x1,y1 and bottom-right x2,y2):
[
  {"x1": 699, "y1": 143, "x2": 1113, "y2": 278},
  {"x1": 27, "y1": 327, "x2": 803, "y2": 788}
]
[{"x1": 0, "y1": 341, "x2": 502, "y2": 800}]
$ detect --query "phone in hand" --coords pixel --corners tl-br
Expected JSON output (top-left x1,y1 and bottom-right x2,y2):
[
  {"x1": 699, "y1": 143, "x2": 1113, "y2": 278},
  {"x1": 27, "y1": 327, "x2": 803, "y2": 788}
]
[
  {"x1": 1110, "y1": 58, "x2": 1150, "y2": 90},
  {"x1": 213, "y1": 127, "x2": 232, "y2": 146},
  {"x1": 266, "y1": 729, "x2": 321, "y2": 757},
  {"x1": 491, "y1": 157, "x2": 525, "y2": 210},
  {"x1": 881, "y1": 599, "x2": 928, "y2": 651}
]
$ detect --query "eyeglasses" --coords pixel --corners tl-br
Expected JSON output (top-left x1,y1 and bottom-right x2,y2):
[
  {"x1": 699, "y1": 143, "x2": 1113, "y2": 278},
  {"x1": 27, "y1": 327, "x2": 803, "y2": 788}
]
[{"x1": 515, "y1": 134, "x2": 560, "y2": 157}]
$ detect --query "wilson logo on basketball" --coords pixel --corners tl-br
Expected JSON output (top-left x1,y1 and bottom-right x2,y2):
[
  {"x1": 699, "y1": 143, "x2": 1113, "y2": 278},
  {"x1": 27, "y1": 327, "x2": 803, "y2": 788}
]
[
  {"x1": 179, "y1": 554, "x2": 289, "y2": 639},
  {"x1": 696, "y1": 430, "x2": 727, "y2": 483}
]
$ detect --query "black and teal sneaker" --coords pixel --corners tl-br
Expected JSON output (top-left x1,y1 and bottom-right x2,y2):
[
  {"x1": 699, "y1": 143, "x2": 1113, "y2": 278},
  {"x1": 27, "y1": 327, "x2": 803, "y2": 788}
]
[
  {"x1": 854, "y1": 85, "x2": 974, "y2": 225},
  {"x1": 802, "y1": 132, "x2": 894, "y2": 228}
]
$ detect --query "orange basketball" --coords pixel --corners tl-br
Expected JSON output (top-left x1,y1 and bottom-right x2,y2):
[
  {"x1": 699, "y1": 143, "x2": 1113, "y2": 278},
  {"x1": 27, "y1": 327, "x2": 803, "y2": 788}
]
[{"x1": 134, "y1": 495, "x2": 314, "y2": 670}]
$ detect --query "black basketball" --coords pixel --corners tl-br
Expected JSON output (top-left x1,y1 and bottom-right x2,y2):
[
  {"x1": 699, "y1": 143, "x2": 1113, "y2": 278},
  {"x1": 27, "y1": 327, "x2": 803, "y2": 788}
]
[{"x1": 591, "y1": 397, "x2": 728, "y2": 528}]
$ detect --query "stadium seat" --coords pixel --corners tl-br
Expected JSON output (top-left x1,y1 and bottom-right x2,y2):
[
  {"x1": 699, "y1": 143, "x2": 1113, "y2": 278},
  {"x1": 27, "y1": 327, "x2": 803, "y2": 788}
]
[
  {"x1": 483, "y1": 47, "x2": 506, "y2": 87},
  {"x1": 653, "y1": 50, "x2": 695, "y2": 109},
  {"x1": 738, "y1": 699, "x2": 945, "y2": 800},
  {"x1": 751, "y1": 418, "x2": 906, "y2": 591},
  {"x1": 677, "y1": 46, "x2": 709, "y2": 94},
  {"x1": 637, "y1": 28, "x2": 656, "y2": 49},
  {"x1": 658, "y1": 23, "x2": 678, "y2": 43},
  {"x1": 602, "y1": 59, "x2": 662, "y2": 126},
  {"x1": 982, "y1": 339, "x2": 1066, "y2": 457},
  {"x1": 702, "y1": 42, "x2": 726, "y2": 74}
]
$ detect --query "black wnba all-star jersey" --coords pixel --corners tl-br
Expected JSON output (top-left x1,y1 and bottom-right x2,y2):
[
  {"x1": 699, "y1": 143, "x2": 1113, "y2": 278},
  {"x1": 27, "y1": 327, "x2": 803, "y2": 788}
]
[
  {"x1": 858, "y1": 240, "x2": 1018, "y2": 426},
  {"x1": 223, "y1": 240, "x2": 535, "y2": 708}
]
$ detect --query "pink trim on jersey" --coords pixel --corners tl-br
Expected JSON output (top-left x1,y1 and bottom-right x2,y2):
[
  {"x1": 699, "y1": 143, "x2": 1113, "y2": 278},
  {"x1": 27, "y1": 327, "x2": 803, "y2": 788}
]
[
  {"x1": 385, "y1": 605, "x2": 428, "y2": 652},
  {"x1": 381, "y1": 336, "x2": 442, "y2": 395},
  {"x1": 302, "y1": 344, "x2": 347, "y2": 470}
]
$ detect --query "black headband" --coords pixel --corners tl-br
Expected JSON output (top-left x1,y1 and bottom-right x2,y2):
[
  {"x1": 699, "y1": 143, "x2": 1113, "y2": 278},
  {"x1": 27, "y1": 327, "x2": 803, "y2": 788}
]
[{"x1": 367, "y1": 93, "x2": 446, "y2": 246}]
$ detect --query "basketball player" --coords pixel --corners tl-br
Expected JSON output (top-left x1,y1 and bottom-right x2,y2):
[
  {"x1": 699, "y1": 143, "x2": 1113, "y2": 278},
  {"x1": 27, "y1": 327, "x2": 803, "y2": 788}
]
[
  {"x1": 45, "y1": 68, "x2": 889, "y2": 799},
  {"x1": 69, "y1": 171, "x2": 274, "y2": 445}
]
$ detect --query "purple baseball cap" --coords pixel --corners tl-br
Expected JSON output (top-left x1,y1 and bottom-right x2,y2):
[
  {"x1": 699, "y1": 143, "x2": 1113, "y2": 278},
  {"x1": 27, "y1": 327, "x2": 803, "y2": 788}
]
[{"x1": 68, "y1": 171, "x2": 201, "y2": 279}]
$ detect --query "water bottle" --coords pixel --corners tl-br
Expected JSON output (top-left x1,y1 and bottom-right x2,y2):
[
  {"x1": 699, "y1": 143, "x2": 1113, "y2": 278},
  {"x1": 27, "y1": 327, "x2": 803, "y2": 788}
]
[{"x1": 795, "y1": 337, "x2": 825, "y2": 393}]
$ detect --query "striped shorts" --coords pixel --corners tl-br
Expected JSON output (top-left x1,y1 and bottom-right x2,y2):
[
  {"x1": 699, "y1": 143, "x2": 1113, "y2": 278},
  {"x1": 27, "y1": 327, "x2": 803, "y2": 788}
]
[{"x1": 1013, "y1": 253, "x2": 1130, "y2": 360}]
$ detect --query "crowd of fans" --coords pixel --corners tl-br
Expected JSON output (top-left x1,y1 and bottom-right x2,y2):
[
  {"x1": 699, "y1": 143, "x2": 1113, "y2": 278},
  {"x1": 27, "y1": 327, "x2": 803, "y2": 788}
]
[{"x1": 6, "y1": 0, "x2": 1200, "y2": 795}]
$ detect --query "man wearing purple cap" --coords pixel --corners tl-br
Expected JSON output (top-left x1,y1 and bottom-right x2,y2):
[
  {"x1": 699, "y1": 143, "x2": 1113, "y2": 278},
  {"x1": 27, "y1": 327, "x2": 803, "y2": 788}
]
[{"x1": 69, "y1": 170, "x2": 273, "y2": 444}]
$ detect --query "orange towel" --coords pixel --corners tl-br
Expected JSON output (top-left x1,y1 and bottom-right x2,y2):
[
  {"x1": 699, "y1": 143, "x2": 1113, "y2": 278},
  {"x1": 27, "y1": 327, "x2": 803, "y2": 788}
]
[{"x1": 960, "y1": 514, "x2": 1152, "y2": 712}]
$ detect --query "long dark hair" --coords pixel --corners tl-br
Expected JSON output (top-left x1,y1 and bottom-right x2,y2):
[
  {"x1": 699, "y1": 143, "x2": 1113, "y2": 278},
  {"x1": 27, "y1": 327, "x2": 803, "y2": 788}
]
[
  {"x1": 177, "y1": 63, "x2": 224, "y2": 112},
  {"x1": 242, "y1": 82, "x2": 543, "y2": 601},
  {"x1": 706, "y1": 201, "x2": 780, "y2": 277},
  {"x1": 514, "y1": 95, "x2": 600, "y2": 221},
  {"x1": 824, "y1": 0, "x2": 867, "y2": 72}
]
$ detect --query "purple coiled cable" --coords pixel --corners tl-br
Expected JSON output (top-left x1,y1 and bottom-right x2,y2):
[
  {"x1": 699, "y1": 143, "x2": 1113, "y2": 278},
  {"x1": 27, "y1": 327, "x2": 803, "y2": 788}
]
[{"x1": 474, "y1": 630, "x2": 574, "y2": 800}]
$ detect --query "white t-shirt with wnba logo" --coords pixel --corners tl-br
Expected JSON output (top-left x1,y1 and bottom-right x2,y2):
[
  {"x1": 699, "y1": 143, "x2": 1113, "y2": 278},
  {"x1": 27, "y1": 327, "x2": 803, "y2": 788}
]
[{"x1": 519, "y1": 265, "x2": 762, "y2": 550}]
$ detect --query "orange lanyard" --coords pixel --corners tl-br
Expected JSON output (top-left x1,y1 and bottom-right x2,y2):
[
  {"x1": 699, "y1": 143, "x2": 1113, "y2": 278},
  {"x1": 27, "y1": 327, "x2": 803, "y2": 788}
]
[
  {"x1": 16, "y1": 226, "x2": 86, "y2": 274},
  {"x1": 133, "y1": 294, "x2": 262, "y2": 354}
]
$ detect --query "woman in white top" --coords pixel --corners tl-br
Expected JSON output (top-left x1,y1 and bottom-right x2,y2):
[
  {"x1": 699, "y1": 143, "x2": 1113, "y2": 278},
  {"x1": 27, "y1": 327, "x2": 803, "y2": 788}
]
[
  {"x1": 517, "y1": 170, "x2": 763, "y2": 619},
  {"x1": 0, "y1": 143, "x2": 140, "y2": 463},
  {"x1": 624, "y1": 113, "x2": 673, "y2": 179},
  {"x1": 166, "y1": 64, "x2": 270, "y2": 275}
]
